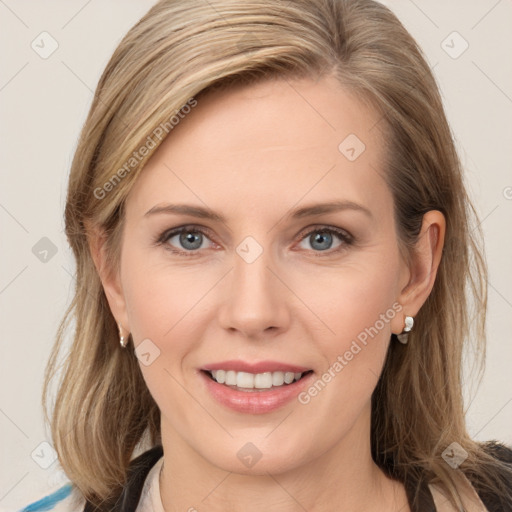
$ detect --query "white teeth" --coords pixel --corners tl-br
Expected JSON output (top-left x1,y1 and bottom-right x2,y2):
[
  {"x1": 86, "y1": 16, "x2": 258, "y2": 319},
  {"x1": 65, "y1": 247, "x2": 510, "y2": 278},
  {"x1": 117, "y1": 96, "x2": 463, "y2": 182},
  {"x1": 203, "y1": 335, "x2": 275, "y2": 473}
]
[
  {"x1": 237, "y1": 371, "x2": 257, "y2": 388},
  {"x1": 272, "y1": 372, "x2": 284, "y2": 386},
  {"x1": 284, "y1": 372, "x2": 295, "y2": 384},
  {"x1": 254, "y1": 372, "x2": 272, "y2": 389},
  {"x1": 225, "y1": 370, "x2": 237, "y2": 386},
  {"x1": 210, "y1": 370, "x2": 307, "y2": 389}
]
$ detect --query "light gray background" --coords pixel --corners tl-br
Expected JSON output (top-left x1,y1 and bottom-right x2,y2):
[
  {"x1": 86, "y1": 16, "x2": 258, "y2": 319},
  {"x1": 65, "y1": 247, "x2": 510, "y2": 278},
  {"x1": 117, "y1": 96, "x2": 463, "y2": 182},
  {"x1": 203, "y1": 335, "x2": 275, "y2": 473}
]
[{"x1": 1, "y1": 0, "x2": 511, "y2": 508}]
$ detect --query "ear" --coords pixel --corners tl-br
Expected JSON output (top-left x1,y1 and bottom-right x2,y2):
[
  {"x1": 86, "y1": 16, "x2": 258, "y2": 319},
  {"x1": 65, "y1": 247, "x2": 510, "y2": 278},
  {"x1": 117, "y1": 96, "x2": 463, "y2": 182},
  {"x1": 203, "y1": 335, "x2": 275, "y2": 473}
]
[
  {"x1": 391, "y1": 210, "x2": 446, "y2": 335},
  {"x1": 86, "y1": 221, "x2": 130, "y2": 334}
]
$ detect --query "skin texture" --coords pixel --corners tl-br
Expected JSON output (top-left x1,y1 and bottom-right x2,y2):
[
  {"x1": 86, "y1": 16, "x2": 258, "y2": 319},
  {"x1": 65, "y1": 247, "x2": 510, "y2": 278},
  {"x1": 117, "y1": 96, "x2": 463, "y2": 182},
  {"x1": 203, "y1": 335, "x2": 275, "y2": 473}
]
[{"x1": 90, "y1": 74, "x2": 445, "y2": 511}]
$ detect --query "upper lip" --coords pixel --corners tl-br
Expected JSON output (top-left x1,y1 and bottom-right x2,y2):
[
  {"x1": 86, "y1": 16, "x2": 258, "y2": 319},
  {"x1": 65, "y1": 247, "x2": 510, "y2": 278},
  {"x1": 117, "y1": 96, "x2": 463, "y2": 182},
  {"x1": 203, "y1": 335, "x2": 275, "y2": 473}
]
[{"x1": 202, "y1": 360, "x2": 312, "y2": 374}]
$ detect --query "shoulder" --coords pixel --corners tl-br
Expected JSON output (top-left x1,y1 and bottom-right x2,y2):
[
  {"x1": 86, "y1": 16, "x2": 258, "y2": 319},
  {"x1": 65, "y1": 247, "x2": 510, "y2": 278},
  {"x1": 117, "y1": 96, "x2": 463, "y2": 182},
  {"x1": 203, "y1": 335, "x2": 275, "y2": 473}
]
[
  {"x1": 479, "y1": 440, "x2": 512, "y2": 464},
  {"x1": 467, "y1": 441, "x2": 512, "y2": 512},
  {"x1": 14, "y1": 446, "x2": 163, "y2": 512},
  {"x1": 407, "y1": 441, "x2": 512, "y2": 512},
  {"x1": 15, "y1": 482, "x2": 85, "y2": 512}
]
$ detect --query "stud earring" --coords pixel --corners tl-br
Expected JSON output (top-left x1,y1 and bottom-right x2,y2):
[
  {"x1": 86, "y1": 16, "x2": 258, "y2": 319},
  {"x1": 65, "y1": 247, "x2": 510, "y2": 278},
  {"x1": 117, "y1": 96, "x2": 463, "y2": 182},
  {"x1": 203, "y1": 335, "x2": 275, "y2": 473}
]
[
  {"x1": 118, "y1": 323, "x2": 127, "y2": 348},
  {"x1": 397, "y1": 315, "x2": 414, "y2": 344}
]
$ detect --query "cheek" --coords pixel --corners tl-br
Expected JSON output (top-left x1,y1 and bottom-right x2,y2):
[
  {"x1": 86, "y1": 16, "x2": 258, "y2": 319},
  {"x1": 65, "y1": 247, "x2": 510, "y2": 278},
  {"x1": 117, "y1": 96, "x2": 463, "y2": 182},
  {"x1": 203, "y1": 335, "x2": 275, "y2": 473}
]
[
  {"x1": 120, "y1": 249, "x2": 208, "y2": 403},
  {"x1": 305, "y1": 254, "x2": 399, "y2": 341},
  {"x1": 121, "y1": 243, "x2": 203, "y2": 339},
  {"x1": 306, "y1": 254, "x2": 400, "y2": 391},
  {"x1": 334, "y1": 268, "x2": 397, "y2": 341}
]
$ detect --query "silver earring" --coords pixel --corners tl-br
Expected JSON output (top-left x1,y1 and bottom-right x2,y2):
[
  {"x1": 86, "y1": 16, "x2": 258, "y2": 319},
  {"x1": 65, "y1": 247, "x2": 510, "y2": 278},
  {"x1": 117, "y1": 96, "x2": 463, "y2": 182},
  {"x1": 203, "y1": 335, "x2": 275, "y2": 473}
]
[
  {"x1": 118, "y1": 324, "x2": 127, "y2": 348},
  {"x1": 397, "y1": 316, "x2": 414, "y2": 344}
]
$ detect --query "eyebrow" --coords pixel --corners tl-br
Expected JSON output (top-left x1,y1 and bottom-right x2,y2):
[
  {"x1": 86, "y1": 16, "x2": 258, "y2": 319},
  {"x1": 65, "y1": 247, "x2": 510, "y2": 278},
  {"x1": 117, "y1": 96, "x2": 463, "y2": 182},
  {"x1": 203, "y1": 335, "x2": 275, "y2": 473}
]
[{"x1": 144, "y1": 200, "x2": 373, "y2": 222}]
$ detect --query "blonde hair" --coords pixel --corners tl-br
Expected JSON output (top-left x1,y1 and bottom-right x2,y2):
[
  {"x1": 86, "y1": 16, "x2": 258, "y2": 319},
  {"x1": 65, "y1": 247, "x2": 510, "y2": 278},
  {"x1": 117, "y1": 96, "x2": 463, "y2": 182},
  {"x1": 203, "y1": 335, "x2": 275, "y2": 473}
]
[{"x1": 43, "y1": 0, "x2": 512, "y2": 509}]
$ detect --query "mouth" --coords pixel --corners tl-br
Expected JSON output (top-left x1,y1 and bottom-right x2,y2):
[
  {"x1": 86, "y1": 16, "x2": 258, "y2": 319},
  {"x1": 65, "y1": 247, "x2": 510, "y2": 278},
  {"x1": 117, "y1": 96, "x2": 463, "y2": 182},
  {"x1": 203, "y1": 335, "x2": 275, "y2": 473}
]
[{"x1": 201, "y1": 369, "x2": 314, "y2": 392}]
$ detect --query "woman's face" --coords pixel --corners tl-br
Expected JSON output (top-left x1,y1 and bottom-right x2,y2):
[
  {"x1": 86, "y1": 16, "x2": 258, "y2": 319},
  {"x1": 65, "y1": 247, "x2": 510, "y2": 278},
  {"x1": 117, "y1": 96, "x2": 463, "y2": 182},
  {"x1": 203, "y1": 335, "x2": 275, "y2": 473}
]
[{"x1": 112, "y1": 75, "x2": 412, "y2": 474}]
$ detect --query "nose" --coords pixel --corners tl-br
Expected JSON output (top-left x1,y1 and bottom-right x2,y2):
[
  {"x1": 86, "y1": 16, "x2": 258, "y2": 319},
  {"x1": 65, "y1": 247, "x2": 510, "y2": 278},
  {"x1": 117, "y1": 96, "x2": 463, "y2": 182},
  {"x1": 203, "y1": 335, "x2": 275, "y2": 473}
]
[{"x1": 217, "y1": 243, "x2": 291, "y2": 339}]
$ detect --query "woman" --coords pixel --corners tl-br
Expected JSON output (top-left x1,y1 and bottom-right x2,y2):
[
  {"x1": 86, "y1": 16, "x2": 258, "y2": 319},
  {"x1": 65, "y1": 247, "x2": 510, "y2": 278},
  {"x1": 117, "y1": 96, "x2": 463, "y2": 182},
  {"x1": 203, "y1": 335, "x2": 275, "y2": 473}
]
[{"x1": 18, "y1": 0, "x2": 512, "y2": 510}]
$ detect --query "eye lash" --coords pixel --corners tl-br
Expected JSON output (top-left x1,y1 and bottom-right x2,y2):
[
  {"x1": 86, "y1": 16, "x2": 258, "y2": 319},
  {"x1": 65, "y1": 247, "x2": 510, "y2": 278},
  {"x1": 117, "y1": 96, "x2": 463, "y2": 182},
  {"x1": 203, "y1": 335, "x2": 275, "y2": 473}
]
[
  {"x1": 154, "y1": 224, "x2": 213, "y2": 256},
  {"x1": 155, "y1": 225, "x2": 201, "y2": 245},
  {"x1": 297, "y1": 225, "x2": 355, "y2": 256},
  {"x1": 153, "y1": 224, "x2": 355, "y2": 257}
]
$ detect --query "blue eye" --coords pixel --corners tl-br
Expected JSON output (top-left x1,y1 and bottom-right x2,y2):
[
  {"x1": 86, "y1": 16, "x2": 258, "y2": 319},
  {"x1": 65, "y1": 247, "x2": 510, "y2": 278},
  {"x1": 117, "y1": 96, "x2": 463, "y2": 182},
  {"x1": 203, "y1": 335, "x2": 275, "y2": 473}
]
[
  {"x1": 156, "y1": 225, "x2": 353, "y2": 257},
  {"x1": 297, "y1": 227, "x2": 353, "y2": 254},
  {"x1": 303, "y1": 230, "x2": 336, "y2": 251},
  {"x1": 159, "y1": 226, "x2": 214, "y2": 253}
]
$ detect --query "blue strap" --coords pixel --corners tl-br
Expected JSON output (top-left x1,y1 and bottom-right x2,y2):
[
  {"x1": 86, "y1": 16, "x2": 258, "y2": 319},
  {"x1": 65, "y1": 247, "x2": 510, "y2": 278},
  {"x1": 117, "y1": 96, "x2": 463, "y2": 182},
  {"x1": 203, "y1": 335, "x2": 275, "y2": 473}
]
[{"x1": 19, "y1": 483, "x2": 72, "y2": 511}]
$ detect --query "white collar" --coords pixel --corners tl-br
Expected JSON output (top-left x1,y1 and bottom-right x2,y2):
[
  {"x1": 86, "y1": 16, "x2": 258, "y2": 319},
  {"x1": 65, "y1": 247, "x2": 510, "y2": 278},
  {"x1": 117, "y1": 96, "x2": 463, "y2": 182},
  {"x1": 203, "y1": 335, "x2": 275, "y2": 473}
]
[{"x1": 137, "y1": 455, "x2": 165, "y2": 511}]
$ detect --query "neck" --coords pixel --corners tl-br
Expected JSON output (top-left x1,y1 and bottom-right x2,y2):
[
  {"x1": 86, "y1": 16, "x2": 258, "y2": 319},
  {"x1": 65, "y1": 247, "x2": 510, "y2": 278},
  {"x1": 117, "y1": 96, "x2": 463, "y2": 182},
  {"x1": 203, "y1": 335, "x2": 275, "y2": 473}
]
[{"x1": 158, "y1": 405, "x2": 408, "y2": 512}]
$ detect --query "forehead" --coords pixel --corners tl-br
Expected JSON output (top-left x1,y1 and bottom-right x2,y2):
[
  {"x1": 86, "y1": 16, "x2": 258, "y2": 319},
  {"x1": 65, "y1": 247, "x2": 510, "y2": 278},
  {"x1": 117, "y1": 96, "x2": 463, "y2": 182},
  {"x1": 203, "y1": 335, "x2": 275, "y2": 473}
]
[{"x1": 126, "y1": 75, "x2": 391, "y2": 222}]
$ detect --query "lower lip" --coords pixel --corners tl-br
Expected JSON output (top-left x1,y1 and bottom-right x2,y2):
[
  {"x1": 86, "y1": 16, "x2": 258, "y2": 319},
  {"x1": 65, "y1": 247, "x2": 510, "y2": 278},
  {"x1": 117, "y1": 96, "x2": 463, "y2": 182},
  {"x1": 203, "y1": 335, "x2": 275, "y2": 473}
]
[{"x1": 199, "y1": 370, "x2": 315, "y2": 414}]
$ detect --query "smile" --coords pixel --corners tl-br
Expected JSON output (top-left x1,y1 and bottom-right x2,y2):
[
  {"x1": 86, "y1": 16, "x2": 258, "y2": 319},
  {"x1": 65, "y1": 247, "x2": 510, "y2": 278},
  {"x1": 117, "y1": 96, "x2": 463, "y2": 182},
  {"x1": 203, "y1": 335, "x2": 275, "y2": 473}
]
[
  {"x1": 205, "y1": 369, "x2": 313, "y2": 390},
  {"x1": 199, "y1": 369, "x2": 316, "y2": 414}
]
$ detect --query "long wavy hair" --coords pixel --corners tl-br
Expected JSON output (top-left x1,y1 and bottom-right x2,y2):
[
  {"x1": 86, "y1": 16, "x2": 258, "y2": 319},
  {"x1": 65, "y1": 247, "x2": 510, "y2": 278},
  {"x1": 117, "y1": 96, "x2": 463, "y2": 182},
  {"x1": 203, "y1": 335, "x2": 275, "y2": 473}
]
[{"x1": 42, "y1": 0, "x2": 512, "y2": 509}]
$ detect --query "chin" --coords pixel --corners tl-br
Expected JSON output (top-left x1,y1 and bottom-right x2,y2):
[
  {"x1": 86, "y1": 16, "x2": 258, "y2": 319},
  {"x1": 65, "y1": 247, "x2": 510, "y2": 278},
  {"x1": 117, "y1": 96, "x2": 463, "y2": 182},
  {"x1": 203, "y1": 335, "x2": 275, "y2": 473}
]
[{"x1": 201, "y1": 440, "x2": 306, "y2": 476}]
